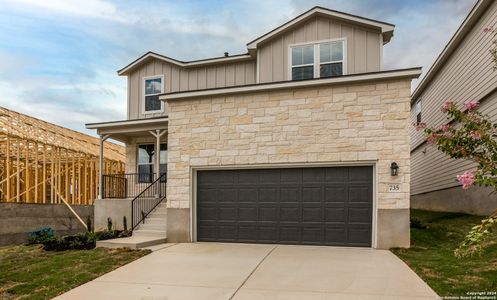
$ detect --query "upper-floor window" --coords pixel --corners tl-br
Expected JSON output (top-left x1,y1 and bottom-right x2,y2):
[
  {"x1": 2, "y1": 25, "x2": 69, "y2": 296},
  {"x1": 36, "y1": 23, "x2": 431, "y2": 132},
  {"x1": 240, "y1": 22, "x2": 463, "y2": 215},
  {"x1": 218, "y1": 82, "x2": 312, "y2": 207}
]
[
  {"x1": 415, "y1": 100, "x2": 422, "y2": 124},
  {"x1": 290, "y1": 39, "x2": 345, "y2": 81},
  {"x1": 143, "y1": 75, "x2": 164, "y2": 113}
]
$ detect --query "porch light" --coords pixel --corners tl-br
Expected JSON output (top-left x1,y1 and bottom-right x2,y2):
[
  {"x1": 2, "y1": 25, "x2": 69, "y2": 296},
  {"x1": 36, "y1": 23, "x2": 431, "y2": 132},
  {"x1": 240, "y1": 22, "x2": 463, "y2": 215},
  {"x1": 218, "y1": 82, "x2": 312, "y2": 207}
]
[{"x1": 390, "y1": 162, "x2": 399, "y2": 176}]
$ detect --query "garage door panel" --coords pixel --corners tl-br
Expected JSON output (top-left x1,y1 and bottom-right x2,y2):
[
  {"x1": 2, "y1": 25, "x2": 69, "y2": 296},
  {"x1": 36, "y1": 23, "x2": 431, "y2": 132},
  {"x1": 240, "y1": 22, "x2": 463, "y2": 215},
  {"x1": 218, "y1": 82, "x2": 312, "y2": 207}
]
[
  {"x1": 259, "y1": 188, "x2": 279, "y2": 202},
  {"x1": 197, "y1": 188, "x2": 217, "y2": 203},
  {"x1": 302, "y1": 207, "x2": 322, "y2": 222},
  {"x1": 197, "y1": 166, "x2": 372, "y2": 247},
  {"x1": 325, "y1": 167, "x2": 348, "y2": 182},
  {"x1": 280, "y1": 226, "x2": 300, "y2": 243},
  {"x1": 324, "y1": 186, "x2": 347, "y2": 203},
  {"x1": 198, "y1": 207, "x2": 217, "y2": 221},
  {"x1": 303, "y1": 168, "x2": 325, "y2": 183},
  {"x1": 348, "y1": 166, "x2": 372, "y2": 181},
  {"x1": 281, "y1": 187, "x2": 300, "y2": 202},
  {"x1": 238, "y1": 188, "x2": 258, "y2": 202},
  {"x1": 259, "y1": 207, "x2": 278, "y2": 222},
  {"x1": 238, "y1": 224, "x2": 257, "y2": 241},
  {"x1": 219, "y1": 207, "x2": 237, "y2": 221},
  {"x1": 348, "y1": 207, "x2": 371, "y2": 224},
  {"x1": 302, "y1": 186, "x2": 322, "y2": 203},
  {"x1": 281, "y1": 168, "x2": 302, "y2": 183},
  {"x1": 324, "y1": 207, "x2": 346, "y2": 223},
  {"x1": 258, "y1": 226, "x2": 278, "y2": 242},
  {"x1": 324, "y1": 227, "x2": 347, "y2": 245},
  {"x1": 238, "y1": 207, "x2": 257, "y2": 221},
  {"x1": 280, "y1": 207, "x2": 300, "y2": 221},
  {"x1": 302, "y1": 226, "x2": 323, "y2": 244},
  {"x1": 349, "y1": 185, "x2": 371, "y2": 203},
  {"x1": 218, "y1": 188, "x2": 237, "y2": 203}
]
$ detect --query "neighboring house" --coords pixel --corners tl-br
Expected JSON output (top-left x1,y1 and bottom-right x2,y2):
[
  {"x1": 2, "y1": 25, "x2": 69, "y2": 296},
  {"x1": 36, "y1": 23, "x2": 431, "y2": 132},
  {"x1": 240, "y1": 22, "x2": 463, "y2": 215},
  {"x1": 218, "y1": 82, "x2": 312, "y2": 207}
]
[
  {"x1": 410, "y1": 0, "x2": 497, "y2": 216},
  {"x1": 87, "y1": 6, "x2": 421, "y2": 249}
]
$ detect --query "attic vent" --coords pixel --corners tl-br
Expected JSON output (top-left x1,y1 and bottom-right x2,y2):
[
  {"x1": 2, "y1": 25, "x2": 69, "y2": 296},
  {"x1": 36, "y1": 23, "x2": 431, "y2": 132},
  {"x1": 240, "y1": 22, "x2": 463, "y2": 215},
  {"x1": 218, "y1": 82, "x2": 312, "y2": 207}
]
[{"x1": 224, "y1": 52, "x2": 229, "y2": 57}]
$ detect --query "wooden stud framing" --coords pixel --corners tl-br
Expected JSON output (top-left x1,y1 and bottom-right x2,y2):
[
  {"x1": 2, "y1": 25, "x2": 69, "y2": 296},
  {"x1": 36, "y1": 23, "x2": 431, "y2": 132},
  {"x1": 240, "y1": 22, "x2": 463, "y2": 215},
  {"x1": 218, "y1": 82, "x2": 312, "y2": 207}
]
[{"x1": 0, "y1": 107, "x2": 125, "y2": 205}]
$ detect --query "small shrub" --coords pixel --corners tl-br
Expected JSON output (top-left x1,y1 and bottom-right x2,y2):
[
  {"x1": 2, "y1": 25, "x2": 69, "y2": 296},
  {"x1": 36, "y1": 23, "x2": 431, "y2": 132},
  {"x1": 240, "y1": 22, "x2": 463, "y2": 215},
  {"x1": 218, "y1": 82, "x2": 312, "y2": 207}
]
[
  {"x1": 28, "y1": 227, "x2": 55, "y2": 245},
  {"x1": 41, "y1": 232, "x2": 96, "y2": 251},
  {"x1": 86, "y1": 215, "x2": 93, "y2": 232},
  {"x1": 411, "y1": 217, "x2": 428, "y2": 229},
  {"x1": 107, "y1": 217, "x2": 113, "y2": 231},
  {"x1": 118, "y1": 230, "x2": 132, "y2": 238}
]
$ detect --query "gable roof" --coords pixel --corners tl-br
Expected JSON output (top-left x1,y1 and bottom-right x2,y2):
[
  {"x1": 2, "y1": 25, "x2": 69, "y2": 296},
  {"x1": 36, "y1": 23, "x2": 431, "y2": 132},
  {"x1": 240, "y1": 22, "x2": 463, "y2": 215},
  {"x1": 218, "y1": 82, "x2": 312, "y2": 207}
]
[
  {"x1": 118, "y1": 6, "x2": 395, "y2": 76},
  {"x1": 246, "y1": 6, "x2": 395, "y2": 50},
  {"x1": 117, "y1": 51, "x2": 253, "y2": 76},
  {"x1": 411, "y1": 0, "x2": 492, "y2": 101}
]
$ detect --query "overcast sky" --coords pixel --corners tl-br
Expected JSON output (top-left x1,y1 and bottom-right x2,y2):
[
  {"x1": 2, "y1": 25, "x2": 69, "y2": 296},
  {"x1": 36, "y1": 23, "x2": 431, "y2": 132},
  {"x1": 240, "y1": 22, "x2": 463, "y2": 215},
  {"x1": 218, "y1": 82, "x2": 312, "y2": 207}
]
[{"x1": 0, "y1": 0, "x2": 476, "y2": 135}]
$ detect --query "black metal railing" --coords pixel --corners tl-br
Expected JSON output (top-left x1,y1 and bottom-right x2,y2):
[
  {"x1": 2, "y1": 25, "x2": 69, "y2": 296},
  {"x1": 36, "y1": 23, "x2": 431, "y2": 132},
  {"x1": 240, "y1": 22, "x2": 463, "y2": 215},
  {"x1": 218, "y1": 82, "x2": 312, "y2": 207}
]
[
  {"x1": 131, "y1": 173, "x2": 167, "y2": 230},
  {"x1": 102, "y1": 173, "x2": 165, "y2": 199}
]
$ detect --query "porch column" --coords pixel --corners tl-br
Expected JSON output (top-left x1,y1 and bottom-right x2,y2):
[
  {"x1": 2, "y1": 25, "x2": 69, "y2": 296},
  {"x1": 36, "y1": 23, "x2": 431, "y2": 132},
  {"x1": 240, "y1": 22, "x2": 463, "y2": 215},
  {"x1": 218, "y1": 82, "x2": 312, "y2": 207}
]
[
  {"x1": 98, "y1": 134, "x2": 110, "y2": 199},
  {"x1": 149, "y1": 129, "x2": 167, "y2": 180}
]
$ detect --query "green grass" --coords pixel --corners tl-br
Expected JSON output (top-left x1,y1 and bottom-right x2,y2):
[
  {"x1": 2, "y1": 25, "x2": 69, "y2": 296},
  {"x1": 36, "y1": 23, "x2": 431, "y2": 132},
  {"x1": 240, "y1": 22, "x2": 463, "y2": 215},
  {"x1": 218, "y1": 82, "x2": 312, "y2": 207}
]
[
  {"x1": 392, "y1": 209, "x2": 497, "y2": 296},
  {"x1": 0, "y1": 245, "x2": 150, "y2": 300}
]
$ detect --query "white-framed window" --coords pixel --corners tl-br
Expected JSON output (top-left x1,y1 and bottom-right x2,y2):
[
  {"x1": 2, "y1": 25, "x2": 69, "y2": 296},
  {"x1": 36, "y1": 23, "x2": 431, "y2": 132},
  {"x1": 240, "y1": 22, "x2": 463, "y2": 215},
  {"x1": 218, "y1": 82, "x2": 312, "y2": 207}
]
[
  {"x1": 289, "y1": 38, "x2": 346, "y2": 81},
  {"x1": 137, "y1": 143, "x2": 167, "y2": 183},
  {"x1": 415, "y1": 100, "x2": 422, "y2": 124},
  {"x1": 143, "y1": 75, "x2": 164, "y2": 113}
]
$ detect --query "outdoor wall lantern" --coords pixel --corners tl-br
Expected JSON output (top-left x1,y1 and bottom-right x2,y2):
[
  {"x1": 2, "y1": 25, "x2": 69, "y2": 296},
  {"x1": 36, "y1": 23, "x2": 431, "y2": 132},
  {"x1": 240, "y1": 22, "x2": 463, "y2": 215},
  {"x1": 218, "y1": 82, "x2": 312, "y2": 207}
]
[{"x1": 390, "y1": 162, "x2": 399, "y2": 176}]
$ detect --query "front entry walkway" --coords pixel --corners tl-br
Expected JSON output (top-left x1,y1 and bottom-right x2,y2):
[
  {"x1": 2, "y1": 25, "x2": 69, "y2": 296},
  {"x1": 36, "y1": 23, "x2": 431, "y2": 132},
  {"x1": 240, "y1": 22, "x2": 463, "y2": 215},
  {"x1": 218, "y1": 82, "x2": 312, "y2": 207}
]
[{"x1": 55, "y1": 243, "x2": 438, "y2": 300}]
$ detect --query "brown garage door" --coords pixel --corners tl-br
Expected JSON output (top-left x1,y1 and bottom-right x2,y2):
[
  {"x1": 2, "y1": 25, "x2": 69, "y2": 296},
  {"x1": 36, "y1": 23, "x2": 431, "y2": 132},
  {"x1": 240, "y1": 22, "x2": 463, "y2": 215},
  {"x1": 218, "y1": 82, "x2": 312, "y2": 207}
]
[{"x1": 196, "y1": 166, "x2": 373, "y2": 247}]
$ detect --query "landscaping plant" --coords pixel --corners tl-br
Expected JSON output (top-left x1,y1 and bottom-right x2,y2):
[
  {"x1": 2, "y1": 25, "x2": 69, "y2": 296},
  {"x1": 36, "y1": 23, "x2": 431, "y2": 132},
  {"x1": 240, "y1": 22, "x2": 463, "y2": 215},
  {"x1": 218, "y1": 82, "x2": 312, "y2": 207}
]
[
  {"x1": 420, "y1": 26, "x2": 497, "y2": 257},
  {"x1": 28, "y1": 227, "x2": 55, "y2": 245},
  {"x1": 422, "y1": 100, "x2": 497, "y2": 257}
]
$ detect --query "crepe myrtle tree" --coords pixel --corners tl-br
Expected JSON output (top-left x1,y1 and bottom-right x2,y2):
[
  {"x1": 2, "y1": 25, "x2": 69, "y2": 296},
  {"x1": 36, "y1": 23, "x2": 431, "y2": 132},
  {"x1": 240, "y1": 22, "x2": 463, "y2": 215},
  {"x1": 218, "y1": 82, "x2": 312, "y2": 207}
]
[{"x1": 416, "y1": 26, "x2": 497, "y2": 258}]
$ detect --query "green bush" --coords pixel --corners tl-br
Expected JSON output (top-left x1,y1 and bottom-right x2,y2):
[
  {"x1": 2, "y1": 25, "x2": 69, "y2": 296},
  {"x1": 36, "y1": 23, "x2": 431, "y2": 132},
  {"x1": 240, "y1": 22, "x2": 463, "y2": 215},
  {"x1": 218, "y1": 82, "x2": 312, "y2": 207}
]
[
  {"x1": 95, "y1": 230, "x2": 131, "y2": 241},
  {"x1": 41, "y1": 232, "x2": 96, "y2": 251},
  {"x1": 410, "y1": 217, "x2": 428, "y2": 229},
  {"x1": 28, "y1": 227, "x2": 55, "y2": 245}
]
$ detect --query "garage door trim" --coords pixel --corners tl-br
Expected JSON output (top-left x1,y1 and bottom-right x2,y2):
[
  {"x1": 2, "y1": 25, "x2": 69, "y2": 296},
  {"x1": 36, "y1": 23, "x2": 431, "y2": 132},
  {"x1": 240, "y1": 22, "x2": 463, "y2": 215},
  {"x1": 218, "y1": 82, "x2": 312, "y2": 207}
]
[{"x1": 190, "y1": 162, "x2": 377, "y2": 248}]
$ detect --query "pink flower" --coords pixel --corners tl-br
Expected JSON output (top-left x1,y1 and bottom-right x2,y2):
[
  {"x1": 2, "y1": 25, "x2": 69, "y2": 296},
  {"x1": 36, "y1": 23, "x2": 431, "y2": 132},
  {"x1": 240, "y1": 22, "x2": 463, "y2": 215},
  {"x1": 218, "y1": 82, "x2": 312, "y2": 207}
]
[
  {"x1": 440, "y1": 124, "x2": 450, "y2": 132},
  {"x1": 483, "y1": 27, "x2": 494, "y2": 33},
  {"x1": 427, "y1": 133, "x2": 439, "y2": 144},
  {"x1": 469, "y1": 130, "x2": 481, "y2": 140},
  {"x1": 441, "y1": 100, "x2": 455, "y2": 112},
  {"x1": 464, "y1": 100, "x2": 479, "y2": 111},
  {"x1": 415, "y1": 122, "x2": 426, "y2": 131},
  {"x1": 457, "y1": 171, "x2": 475, "y2": 189}
]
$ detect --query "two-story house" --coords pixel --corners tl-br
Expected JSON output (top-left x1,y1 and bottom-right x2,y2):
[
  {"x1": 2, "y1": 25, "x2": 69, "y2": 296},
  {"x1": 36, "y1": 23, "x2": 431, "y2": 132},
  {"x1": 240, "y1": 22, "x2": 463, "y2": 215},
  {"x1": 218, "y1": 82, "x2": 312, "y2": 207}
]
[
  {"x1": 410, "y1": 0, "x2": 497, "y2": 216},
  {"x1": 87, "y1": 6, "x2": 421, "y2": 249}
]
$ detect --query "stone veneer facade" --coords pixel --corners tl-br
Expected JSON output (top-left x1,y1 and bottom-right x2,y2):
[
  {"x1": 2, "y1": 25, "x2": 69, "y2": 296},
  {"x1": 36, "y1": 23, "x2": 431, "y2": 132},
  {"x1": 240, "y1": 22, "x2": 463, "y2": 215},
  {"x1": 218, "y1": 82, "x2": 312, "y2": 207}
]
[{"x1": 165, "y1": 79, "x2": 412, "y2": 248}]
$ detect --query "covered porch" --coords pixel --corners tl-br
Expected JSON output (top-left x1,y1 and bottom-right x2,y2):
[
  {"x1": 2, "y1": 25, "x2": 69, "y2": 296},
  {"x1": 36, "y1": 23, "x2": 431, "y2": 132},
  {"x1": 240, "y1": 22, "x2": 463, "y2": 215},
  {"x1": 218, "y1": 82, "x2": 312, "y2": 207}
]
[{"x1": 86, "y1": 117, "x2": 168, "y2": 231}]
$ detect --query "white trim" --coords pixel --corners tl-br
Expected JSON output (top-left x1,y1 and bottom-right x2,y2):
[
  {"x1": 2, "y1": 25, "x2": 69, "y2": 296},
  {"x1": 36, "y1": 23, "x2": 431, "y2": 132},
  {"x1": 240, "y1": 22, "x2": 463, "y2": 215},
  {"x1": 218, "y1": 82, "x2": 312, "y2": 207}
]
[
  {"x1": 161, "y1": 68, "x2": 422, "y2": 101},
  {"x1": 189, "y1": 161, "x2": 379, "y2": 248},
  {"x1": 142, "y1": 75, "x2": 165, "y2": 114},
  {"x1": 85, "y1": 117, "x2": 168, "y2": 129},
  {"x1": 118, "y1": 52, "x2": 253, "y2": 76},
  {"x1": 287, "y1": 38, "x2": 347, "y2": 81},
  {"x1": 247, "y1": 7, "x2": 394, "y2": 50}
]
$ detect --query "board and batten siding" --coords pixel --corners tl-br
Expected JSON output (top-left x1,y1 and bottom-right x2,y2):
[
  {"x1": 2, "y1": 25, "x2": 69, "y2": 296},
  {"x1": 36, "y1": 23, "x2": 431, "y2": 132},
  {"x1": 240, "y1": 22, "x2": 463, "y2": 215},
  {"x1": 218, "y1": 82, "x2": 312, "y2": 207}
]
[
  {"x1": 257, "y1": 15, "x2": 382, "y2": 83},
  {"x1": 127, "y1": 59, "x2": 256, "y2": 119},
  {"x1": 410, "y1": 0, "x2": 497, "y2": 195}
]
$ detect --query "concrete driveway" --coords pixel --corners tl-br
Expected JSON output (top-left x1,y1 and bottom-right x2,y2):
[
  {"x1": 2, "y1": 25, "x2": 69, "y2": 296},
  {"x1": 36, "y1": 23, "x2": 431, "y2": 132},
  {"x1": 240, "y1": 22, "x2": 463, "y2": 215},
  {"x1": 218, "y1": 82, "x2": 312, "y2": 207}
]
[{"x1": 55, "y1": 243, "x2": 438, "y2": 300}]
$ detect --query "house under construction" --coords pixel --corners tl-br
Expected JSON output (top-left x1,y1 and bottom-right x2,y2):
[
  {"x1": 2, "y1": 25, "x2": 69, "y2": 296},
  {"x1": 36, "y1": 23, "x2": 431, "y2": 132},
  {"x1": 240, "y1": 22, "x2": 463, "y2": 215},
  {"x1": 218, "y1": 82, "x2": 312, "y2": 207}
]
[{"x1": 0, "y1": 107, "x2": 125, "y2": 205}]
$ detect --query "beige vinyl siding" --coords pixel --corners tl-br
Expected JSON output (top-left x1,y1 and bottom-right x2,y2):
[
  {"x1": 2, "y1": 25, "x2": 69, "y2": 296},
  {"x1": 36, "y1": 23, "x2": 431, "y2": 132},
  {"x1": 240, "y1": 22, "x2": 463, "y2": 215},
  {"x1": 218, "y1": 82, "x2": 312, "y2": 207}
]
[
  {"x1": 257, "y1": 15, "x2": 382, "y2": 83},
  {"x1": 410, "y1": 1, "x2": 497, "y2": 195},
  {"x1": 411, "y1": 90, "x2": 497, "y2": 195},
  {"x1": 411, "y1": 0, "x2": 497, "y2": 149},
  {"x1": 127, "y1": 59, "x2": 256, "y2": 119}
]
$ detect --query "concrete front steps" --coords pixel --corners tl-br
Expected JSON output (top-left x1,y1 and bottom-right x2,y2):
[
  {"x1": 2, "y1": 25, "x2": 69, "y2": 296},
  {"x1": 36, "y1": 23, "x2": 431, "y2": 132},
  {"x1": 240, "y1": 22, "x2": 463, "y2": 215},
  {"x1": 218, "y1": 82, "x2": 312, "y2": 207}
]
[{"x1": 96, "y1": 201, "x2": 167, "y2": 249}]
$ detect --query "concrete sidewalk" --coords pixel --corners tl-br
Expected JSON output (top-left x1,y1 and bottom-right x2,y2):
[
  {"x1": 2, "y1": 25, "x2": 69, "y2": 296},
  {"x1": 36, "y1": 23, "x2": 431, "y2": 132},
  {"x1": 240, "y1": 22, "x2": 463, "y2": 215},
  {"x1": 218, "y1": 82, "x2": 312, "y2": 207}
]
[{"x1": 55, "y1": 243, "x2": 438, "y2": 300}]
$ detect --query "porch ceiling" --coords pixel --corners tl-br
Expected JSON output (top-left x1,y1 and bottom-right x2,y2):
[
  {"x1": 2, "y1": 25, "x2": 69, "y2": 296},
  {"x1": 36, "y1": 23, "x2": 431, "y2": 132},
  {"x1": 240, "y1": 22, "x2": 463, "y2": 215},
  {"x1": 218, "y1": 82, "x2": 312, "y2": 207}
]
[{"x1": 86, "y1": 117, "x2": 168, "y2": 143}]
